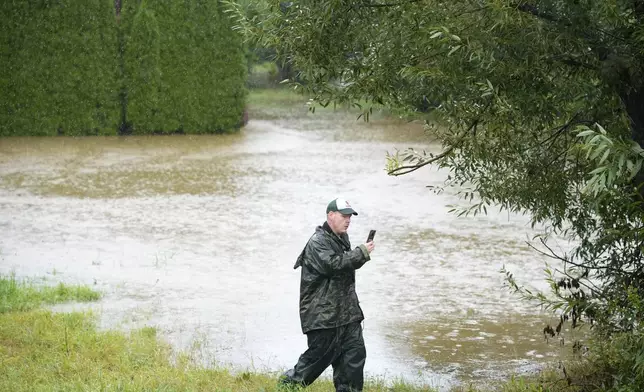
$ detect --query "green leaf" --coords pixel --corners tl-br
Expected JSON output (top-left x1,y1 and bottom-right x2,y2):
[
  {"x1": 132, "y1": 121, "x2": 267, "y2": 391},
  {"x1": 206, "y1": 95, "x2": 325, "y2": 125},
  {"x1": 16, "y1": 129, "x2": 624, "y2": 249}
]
[
  {"x1": 599, "y1": 148, "x2": 611, "y2": 165},
  {"x1": 619, "y1": 154, "x2": 626, "y2": 172},
  {"x1": 607, "y1": 167, "x2": 615, "y2": 186},
  {"x1": 596, "y1": 123, "x2": 607, "y2": 135},
  {"x1": 590, "y1": 144, "x2": 608, "y2": 160},
  {"x1": 576, "y1": 130, "x2": 596, "y2": 138},
  {"x1": 635, "y1": 160, "x2": 643, "y2": 177},
  {"x1": 631, "y1": 142, "x2": 644, "y2": 155},
  {"x1": 588, "y1": 134, "x2": 603, "y2": 145},
  {"x1": 589, "y1": 166, "x2": 606, "y2": 175}
]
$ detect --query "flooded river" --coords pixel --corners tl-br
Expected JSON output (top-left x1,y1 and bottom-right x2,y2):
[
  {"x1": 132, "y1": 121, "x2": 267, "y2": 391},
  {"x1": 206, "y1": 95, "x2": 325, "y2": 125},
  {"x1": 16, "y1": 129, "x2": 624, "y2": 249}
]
[{"x1": 0, "y1": 99, "x2": 576, "y2": 390}]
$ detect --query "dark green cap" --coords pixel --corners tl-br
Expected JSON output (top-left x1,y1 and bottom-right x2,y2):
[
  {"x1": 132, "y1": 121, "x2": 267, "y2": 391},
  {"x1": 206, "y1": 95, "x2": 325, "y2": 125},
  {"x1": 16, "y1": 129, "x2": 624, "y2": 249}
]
[{"x1": 326, "y1": 197, "x2": 358, "y2": 216}]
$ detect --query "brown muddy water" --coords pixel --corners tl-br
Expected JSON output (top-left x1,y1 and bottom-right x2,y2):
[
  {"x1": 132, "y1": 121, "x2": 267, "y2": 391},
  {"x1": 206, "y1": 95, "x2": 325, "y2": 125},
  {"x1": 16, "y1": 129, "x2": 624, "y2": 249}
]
[{"x1": 0, "y1": 101, "x2": 578, "y2": 390}]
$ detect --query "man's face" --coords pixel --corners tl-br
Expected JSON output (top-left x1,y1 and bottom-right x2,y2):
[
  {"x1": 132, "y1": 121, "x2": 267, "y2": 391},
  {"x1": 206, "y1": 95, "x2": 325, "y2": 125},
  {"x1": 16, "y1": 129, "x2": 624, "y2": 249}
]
[{"x1": 327, "y1": 211, "x2": 352, "y2": 235}]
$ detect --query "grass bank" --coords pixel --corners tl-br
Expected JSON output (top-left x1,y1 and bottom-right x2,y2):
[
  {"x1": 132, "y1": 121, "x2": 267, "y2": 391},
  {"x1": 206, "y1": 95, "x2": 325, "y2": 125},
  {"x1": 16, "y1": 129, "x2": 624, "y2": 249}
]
[
  {"x1": 246, "y1": 88, "x2": 440, "y2": 127},
  {"x1": 246, "y1": 88, "x2": 393, "y2": 123},
  {"x1": 0, "y1": 275, "x2": 437, "y2": 391},
  {"x1": 0, "y1": 274, "x2": 100, "y2": 313},
  {"x1": 0, "y1": 275, "x2": 582, "y2": 391}
]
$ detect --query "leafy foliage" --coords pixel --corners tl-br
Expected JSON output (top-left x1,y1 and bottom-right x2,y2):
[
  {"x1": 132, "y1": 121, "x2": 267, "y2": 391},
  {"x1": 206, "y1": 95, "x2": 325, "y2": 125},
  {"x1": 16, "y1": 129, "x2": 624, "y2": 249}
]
[
  {"x1": 228, "y1": 0, "x2": 644, "y2": 341},
  {"x1": 560, "y1": 289, "x2": 644, "y2": 392}
]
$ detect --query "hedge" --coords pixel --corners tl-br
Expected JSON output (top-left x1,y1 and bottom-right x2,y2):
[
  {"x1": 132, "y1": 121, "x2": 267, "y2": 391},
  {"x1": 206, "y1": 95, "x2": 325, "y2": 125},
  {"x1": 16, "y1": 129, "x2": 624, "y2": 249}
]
[
  {"x1": 0, "y1": 0, "x2": 247, "y2": 136},
  {"x1": 0, "y1": 0, "x2": 120, "y2": 136},
  {"x1": 122, "y1": 0, "x2": 247, "y2": 134}
]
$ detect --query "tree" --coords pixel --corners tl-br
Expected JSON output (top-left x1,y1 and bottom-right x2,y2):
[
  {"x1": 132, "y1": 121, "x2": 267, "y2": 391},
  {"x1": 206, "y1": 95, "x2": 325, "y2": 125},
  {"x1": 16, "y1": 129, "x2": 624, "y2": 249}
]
[{"x1": 228, "y1": 0, "x2": 644, "y2": 339}]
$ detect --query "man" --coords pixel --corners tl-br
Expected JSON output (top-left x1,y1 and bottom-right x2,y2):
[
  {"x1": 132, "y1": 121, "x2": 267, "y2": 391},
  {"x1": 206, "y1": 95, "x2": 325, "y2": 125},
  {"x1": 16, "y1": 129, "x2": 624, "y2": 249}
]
[{"x1": 281, "y1": 197, "x2": 375, "y2": 392}]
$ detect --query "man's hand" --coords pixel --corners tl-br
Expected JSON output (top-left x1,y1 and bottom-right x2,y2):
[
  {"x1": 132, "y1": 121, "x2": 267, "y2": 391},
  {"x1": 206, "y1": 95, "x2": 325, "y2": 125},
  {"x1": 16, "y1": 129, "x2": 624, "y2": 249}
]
[{"x1": 364, "y1": 241, "x2": 375, "y2": 254}]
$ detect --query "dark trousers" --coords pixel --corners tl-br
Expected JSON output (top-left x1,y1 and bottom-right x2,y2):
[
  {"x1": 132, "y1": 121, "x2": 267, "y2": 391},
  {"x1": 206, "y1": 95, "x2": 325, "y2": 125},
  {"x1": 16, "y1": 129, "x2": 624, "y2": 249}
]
[{"x1": 281, "y1": 322, "x2": 366, "y2": 392}]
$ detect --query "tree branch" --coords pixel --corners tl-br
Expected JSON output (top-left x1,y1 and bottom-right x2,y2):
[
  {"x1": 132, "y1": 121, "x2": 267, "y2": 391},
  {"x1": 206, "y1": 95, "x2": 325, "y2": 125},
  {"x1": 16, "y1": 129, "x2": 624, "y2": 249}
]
[
  {"x1": 387, "y1": 119, "x2": 477, "y2": 176},
  {"x1": 551, "y1": 55, "x2": 599, "y2": 71},
  {"x1": 520, "y1": 114, "x2": 593, "y2": 155},
  {"x1": 514, "y1": 3, "x2": 563, "y2": 25},
  {"x1": 552, "y1": 265, "x2": 602, "y2": 297},
  {"x1": 529, "y1": 237, "x2": 625, "y2": 276},
  {"x1": 388, "y1": 101, "x2": 491, "y2": 176},
  {"x1": 451, "y1": 5, "x2": 489, "y2": 18},
  {"x1": 526, "y1": 239, "x2": 603, "y2": 296},
  {"x1": 388, "y1": 149, "x2": 450, "y2": 176},
  {"x1": 357, "y1": 0, "x2": 421, "y2": 8},
  {"x1": 512, "y1": 1, "x2": 627, "y2": 45}
]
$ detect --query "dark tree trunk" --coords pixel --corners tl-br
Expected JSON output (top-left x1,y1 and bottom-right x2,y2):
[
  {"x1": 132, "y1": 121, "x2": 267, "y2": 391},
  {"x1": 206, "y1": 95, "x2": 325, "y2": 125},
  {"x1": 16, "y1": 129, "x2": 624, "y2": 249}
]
[
  {"x1": 623, "y1": 87, "x2": 644, "y2": 197},
  {"x1": 625, "y1": 89, "x2": 644, "y2": 147},
  {"x1": 277, "y1": 60, "x2": 296, "y2": 83}
]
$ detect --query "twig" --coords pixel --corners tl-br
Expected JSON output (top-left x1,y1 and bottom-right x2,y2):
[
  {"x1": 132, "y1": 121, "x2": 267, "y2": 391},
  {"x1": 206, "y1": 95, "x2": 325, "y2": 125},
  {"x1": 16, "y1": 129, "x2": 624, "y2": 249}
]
[
  {"x1": 526, "y1": 239, "x2": 610, "y2": 296},
  {"x1": 520, "y1": 114, "x2": 592, "y2": 154},
  {"x1": 512, "y1": 1, "x2": 628, "y2": 45},
  {"x1": 388, "y1": 102, "x2": 491, "y2": 176},
  {"x1": 551, "y1": 55, "x2": 599, "y2": 71},
  {"x1": 451, "y1": 5, "x2": 489, "y2": 18},
  {"x1": 525, "y1": 239, "x2": 569, "y2": 261},
  {"x1": 387, "y1": 143, "x2": 456, "y2": 176},
  {"x1": 532, "y1": 238, "x2": 623, "y2": 274},
  {"x1": 356, "y1": 0, "x2": 421, "y2": 8},
  {"x1": 514, "y1": 3, "x2": 564, "y2": 25},
  {"x1": 551, "y1": 265, "x2": 602, "y2": 297}
]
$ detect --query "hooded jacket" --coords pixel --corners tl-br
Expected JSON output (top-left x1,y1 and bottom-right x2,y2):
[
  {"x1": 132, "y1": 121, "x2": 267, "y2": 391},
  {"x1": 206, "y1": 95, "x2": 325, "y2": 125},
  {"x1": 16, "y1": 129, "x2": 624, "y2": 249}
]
[{"x1": 293, "y1": 222, "x2": 371, "y2": 333}]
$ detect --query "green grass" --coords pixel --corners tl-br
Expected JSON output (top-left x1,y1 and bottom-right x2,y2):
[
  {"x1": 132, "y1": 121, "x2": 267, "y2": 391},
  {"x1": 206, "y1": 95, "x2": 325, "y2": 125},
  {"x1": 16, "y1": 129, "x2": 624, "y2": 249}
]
[
  {"x1": 247, "y1": 87, "x2": 311, "y2": 107},
  {"x1": 0, "y1": 274, "x2": 586, "y2": 391},
  {"x1": 247, "y1": 62, "x2": 280, "y2": 89},
  {"x1": 0, "y1": 274, "x2": 439, "y2": 391},
  {"x1": 0, "y1": 310, "x2": 441, "y2": 392},
  {"x1": 0, "y1": 274, "x2": 100, "y2": 313},
  {"x1": 246, "y1": 88, "x2": 393, "y2": 124},
  {"x1": 247, "y1": 88, "x2": 384, "y2": 112},
  {"x1": 246, "y1": 87, "x2": 445, "y2": 127}
]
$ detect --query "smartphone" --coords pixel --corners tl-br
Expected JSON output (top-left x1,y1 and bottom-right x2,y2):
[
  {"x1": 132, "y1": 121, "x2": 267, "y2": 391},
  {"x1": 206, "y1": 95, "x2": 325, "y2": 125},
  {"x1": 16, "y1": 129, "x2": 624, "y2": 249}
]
[{"x1": 367, "y1": 229, "x2": 376, "y2": 243}]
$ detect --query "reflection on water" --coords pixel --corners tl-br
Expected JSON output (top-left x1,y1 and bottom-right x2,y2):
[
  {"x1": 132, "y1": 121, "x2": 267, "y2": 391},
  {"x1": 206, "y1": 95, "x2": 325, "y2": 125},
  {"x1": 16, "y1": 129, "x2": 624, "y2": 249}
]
[{"x1": 0, "y1": 103, "x2": 575, "y2": 390}]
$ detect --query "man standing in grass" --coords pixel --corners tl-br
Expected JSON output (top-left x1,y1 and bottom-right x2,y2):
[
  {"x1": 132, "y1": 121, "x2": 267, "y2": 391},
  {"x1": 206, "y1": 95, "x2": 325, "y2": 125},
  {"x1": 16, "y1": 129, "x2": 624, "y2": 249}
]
[{"x1": 281, "y1": 197, "x2": 375, "y2": 392}]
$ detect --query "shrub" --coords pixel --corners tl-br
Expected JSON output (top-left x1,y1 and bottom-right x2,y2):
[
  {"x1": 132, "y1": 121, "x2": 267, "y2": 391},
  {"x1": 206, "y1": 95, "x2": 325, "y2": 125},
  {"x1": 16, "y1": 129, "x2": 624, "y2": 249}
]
[{"x1": 0, "y1": 0, "x2": 120, "y2": 136}]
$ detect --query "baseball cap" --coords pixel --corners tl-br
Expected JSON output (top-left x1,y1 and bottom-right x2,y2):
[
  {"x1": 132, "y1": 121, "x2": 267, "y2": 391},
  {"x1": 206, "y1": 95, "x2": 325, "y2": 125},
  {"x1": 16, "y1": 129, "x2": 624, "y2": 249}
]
[{"x1": 326, "y1": 197, "x2": 358, "y2": 216}]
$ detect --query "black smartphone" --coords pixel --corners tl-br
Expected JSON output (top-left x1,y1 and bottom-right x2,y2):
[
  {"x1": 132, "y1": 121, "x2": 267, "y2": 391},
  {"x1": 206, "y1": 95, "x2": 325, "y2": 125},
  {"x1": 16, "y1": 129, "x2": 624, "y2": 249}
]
[{"x1": 367, "y1": 229, "x2": 376, "y2": 243}]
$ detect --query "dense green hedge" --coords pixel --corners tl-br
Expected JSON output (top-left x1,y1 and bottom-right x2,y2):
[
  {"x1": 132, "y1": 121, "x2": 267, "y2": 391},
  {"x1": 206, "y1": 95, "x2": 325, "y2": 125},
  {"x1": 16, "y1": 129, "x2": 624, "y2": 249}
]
[
  {"x1": 122, "y1": 0, "x2": 247, "y2": 134},
  {"x1": 0, "y1": 0, "x2": 247, "y2": 136},
  {"x1": 0, "y1": 0, "x2": 120, "y2": 136}
]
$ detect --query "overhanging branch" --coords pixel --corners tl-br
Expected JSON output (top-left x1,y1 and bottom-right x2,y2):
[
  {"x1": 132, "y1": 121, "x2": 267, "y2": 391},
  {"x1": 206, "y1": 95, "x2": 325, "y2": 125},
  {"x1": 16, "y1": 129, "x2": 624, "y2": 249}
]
[
  {"x1": 387, "y1": 118, "x2": 478, "y2": 176},
  {"x1": 551, "y1": 55, "x2": 598, "y2": 71},
  {"x1": 387, "y1": 144, "x2": 454, "y2": 176},
  {"x1": 357, "y1": 0, "x2": 421, "y2": 8},
  {"x1": 512, "y1": 1, "x2": 627, "y2": 45},
  {"x1": 514, "y1": 3, "x2": 564, "y2": 25},
  {"x1": 388, "y1": 101, "x2": 491, "y2": 176},
  {"x1": 526, "y1": 239, "x2": 603, "y2": 296}
]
